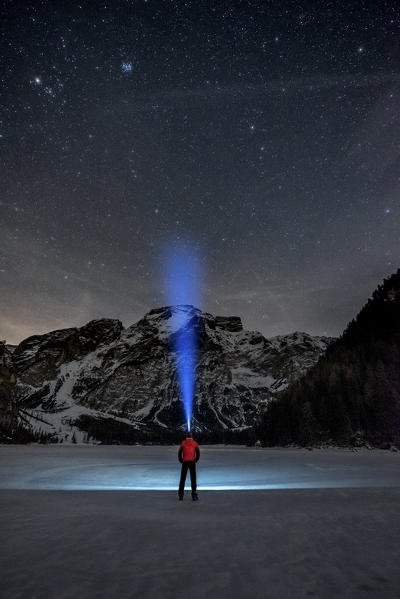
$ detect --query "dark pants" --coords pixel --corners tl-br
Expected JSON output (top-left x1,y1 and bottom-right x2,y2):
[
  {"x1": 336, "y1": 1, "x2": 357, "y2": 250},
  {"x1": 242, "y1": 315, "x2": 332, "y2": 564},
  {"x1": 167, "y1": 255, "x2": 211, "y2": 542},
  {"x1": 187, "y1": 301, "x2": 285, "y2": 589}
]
[{"x1": 179, "y1": 461, "x2": 197, "y2": 496}]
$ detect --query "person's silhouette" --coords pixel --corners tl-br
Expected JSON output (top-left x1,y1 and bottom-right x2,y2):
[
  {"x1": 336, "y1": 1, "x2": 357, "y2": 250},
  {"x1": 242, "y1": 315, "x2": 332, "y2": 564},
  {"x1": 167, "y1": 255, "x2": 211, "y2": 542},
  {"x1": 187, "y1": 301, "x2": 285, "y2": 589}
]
[{"x1": 178, "y1": 432, "x2": 200, "y2": 501}]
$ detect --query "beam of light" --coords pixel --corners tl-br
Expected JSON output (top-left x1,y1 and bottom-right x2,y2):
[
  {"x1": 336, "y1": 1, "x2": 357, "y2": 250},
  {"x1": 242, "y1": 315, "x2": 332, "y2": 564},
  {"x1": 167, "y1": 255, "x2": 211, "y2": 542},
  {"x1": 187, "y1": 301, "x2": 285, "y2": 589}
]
[
  {"x1": 175, "y1": 323, "x2": 196, "y2": 431},
  {"x1": 164, "y1": 243, "x2": 202, "y2": 432}
]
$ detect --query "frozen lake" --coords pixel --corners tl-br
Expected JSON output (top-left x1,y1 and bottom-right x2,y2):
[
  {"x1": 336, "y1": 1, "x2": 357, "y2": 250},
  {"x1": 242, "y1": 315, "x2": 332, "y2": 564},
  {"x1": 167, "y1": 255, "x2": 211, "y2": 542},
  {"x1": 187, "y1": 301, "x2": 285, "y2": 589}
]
[
  {"x1": 0, "y1": 444, "x2": 399, "y2": 490},
  {"x1": 1, "y1": 446, "x2": 400, "y2": 598}
]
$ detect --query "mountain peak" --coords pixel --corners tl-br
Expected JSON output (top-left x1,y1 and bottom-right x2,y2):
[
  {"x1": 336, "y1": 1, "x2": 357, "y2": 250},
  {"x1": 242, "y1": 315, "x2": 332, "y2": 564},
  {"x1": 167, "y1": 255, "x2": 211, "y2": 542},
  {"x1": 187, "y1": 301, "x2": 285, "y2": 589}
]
[
  {"x1": 7, "y1": 304, "x2": 333, "y2": 443},
  {"x1": 136, "y1": 305, "x2": 243, "y2": 336}
]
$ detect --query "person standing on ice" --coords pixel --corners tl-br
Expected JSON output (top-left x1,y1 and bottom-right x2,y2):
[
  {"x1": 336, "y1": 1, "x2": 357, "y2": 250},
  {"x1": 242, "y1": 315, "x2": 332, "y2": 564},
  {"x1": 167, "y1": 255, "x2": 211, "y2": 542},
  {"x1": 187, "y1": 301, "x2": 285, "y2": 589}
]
[{"x1": 178, "y1": 432, "x2": 200, "y2": 501}]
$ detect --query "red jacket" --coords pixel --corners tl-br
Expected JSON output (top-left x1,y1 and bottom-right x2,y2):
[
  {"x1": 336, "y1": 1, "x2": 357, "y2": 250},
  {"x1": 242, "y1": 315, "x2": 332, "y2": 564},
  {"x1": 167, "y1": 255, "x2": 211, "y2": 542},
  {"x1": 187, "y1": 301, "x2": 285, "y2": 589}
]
[{"x1": 178, "y1": 438, "x2": 200, "y2": 463}]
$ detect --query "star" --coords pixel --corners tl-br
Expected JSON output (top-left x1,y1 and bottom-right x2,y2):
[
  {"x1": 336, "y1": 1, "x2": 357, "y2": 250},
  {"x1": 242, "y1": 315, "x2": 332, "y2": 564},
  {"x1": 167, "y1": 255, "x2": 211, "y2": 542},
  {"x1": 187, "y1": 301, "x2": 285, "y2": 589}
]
[{"x1": 2, "y1": 0, "x2": 398, "y2": 348}]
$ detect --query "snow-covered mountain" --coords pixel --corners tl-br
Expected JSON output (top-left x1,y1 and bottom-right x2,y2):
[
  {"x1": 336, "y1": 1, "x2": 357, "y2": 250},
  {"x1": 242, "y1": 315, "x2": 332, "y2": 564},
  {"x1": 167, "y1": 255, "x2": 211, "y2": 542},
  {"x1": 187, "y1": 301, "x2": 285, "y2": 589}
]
[{"x1": 7, "y1": 306, "x2": 334, "y2": 443}]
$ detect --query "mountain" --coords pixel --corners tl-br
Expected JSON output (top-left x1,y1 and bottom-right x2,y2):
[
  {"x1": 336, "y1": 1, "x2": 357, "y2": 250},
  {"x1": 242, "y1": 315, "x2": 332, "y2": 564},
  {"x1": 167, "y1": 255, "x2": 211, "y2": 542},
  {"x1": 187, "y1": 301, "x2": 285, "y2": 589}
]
[
  {"x1": 2, "y1": 306, "x2": 333, "y2": 444},
  {"x1": 259, "y1": 270, "x2": 400, "y2": 448}
]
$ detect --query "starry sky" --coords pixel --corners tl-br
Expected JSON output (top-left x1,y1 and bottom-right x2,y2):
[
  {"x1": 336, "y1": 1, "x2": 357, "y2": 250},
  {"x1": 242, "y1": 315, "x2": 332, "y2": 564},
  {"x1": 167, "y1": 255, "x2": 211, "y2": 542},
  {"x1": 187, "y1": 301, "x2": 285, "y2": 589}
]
[{"x1": 2, "y1": 0, "x2": 400, "y2": 345}]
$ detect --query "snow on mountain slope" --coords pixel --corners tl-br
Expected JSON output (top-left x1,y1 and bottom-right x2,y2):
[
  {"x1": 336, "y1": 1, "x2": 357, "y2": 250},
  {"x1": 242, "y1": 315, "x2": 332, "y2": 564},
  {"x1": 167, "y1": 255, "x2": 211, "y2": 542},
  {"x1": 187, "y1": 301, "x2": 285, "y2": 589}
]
[{"x1": 11, "y1": 306, "x2": 334, "y2": 442}]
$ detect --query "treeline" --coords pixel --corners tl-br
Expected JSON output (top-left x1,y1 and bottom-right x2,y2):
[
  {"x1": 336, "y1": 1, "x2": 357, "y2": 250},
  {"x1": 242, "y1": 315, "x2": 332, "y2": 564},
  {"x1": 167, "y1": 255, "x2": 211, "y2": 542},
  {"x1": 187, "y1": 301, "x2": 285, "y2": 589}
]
[
  {"x1": 75, "y1": 414, "x2": 257, "y2": 445},
  {"x1": 258, "y1": 270, "x2": 400, "y2": 448},
  {"x1": 1, "y1": 412, "x2": 258, "y2": 446},
  {"x1": 0, "y1": 422, "x2": 56, "y2": 444}
]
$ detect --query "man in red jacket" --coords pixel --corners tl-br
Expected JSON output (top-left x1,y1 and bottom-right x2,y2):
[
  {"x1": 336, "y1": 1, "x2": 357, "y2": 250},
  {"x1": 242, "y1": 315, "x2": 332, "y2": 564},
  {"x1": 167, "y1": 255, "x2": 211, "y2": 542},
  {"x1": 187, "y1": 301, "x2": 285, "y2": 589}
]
[{"x1": 178, "y1": 432, "x2": 200, "y2": 501}]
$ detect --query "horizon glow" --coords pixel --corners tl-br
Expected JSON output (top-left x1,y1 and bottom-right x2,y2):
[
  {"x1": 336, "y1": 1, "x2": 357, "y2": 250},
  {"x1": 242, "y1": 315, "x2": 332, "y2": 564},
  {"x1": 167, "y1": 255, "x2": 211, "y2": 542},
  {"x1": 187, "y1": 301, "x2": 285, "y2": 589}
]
[{"x1": 164, "y1": 244, "x2": 201, "y2": 432}]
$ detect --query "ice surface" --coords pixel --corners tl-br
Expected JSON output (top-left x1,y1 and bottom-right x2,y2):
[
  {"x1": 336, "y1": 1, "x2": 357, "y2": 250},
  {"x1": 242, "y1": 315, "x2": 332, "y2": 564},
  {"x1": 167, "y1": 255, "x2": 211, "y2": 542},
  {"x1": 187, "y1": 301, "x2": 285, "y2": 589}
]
[
  {"x1": 1, "y1": 446, "x2": 399, "y2": 599},
  {"x1": 0, "y1": 445, "x2": 399, "y2": 491}
]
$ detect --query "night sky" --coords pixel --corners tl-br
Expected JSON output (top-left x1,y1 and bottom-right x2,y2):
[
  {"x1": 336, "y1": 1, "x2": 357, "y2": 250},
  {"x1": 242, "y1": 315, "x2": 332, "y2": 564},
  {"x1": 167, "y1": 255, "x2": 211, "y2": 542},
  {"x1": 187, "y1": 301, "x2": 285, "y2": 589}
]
[{"x1": 2, "y1": 1, "x2": 400, "y2": 345}]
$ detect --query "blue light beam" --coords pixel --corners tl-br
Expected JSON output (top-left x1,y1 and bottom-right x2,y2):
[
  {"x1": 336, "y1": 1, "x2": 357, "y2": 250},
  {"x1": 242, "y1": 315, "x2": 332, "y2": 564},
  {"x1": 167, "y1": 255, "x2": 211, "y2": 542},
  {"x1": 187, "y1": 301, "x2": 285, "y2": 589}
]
[
  {"x1": 175, "y1": 320, "x2": 197, "y2": 431},
  {"x1": 164, "y1": 244, "x2": 201, "y2": 432}
]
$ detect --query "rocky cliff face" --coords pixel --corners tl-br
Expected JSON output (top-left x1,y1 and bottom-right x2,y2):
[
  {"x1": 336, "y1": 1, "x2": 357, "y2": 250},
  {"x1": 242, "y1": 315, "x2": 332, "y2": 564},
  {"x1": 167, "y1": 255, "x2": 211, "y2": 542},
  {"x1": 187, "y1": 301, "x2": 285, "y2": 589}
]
[
  {"x1": 9, "y1": 306, "x2": 333, "y2": 443},
  {"x1": 13, "y1": 319, "x2": 123, "y2": 387}
]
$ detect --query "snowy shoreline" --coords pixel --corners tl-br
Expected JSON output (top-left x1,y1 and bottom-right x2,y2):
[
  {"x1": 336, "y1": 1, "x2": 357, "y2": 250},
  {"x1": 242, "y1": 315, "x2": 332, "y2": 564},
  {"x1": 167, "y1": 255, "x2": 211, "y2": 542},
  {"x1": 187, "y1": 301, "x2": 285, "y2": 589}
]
[{"x1": 1, "y1": 442, "x2": 398, "y2": 451}]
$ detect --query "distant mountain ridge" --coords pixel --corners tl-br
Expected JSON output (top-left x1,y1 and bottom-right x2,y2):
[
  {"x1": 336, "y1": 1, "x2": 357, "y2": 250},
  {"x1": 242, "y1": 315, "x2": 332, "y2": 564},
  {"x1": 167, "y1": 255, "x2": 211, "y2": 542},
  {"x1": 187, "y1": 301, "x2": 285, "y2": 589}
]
[{"x1": 0, "y1": 306, "x2": 333, "y2": 443}]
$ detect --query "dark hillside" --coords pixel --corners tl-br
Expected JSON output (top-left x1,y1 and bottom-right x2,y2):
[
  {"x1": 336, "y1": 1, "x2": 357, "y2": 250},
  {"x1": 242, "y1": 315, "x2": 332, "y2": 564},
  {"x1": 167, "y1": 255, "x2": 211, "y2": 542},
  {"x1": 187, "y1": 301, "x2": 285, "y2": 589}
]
[{"x1": 259, "y1": 270, "x2": 400, "y2": 448}]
